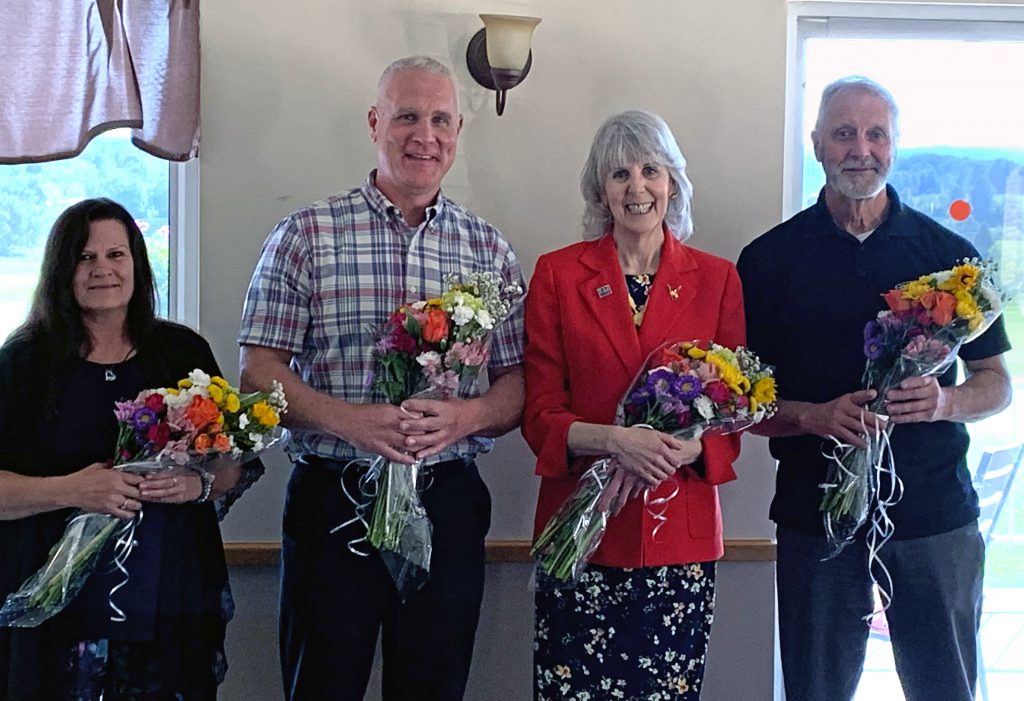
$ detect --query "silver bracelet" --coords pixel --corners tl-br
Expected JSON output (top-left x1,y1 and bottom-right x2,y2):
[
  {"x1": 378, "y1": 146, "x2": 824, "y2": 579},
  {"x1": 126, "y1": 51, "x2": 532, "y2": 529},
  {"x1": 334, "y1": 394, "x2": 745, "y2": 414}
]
[{"x1": 189, "y1": 465, "x2": 215, "y2": 504}]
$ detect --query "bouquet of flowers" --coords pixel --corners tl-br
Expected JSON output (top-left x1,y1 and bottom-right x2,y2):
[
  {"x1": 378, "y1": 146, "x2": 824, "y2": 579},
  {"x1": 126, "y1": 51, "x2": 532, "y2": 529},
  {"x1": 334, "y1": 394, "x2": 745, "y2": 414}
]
[
  {"x1": 530, "y1": 340, "x2": 777, "y2": 588},
  {"x1": 821, "y1": 259, "x2": 1006, "y2": 561},
  {"x1": 353, "y1": 272, "x2": 521, "y2": 599},
  {"x1": 0, "y1": 370, "x2": 287, "y2": 628}
]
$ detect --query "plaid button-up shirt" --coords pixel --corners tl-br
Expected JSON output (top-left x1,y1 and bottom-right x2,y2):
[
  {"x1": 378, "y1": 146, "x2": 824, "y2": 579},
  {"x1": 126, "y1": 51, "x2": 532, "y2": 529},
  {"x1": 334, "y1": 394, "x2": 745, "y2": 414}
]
[{"x1": 238, "y1": 172, "x2": 525, "y2": 463}]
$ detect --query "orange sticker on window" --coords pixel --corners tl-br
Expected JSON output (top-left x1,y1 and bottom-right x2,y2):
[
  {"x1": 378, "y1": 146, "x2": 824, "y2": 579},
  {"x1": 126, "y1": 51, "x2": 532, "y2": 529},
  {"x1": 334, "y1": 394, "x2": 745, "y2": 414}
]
[{"x1": 949, "y1": 199, "x2": 971, "y2": 221}]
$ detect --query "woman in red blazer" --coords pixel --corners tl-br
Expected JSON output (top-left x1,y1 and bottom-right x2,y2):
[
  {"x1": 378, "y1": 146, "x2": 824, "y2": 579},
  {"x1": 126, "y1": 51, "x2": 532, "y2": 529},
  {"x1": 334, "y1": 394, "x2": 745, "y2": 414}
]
[{"x1": 523, "y1": 111, "x2": 745, "y2": 700}]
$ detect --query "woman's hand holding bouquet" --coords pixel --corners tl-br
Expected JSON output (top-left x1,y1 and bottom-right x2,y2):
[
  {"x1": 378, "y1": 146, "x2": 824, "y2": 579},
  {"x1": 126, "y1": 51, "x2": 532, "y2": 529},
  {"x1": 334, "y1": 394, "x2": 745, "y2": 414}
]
[
  {"x1": 595, "y1": 426, "x2": 701, "y2": 514},
  {"x1": 0, "y1": 371, "x2": 287, "y2": 628},
  {"x1": 531, "y1": 340, "x2": 777, "y2": 588},
  {"x1": 55, "y1": 462, "x2": 145, "y2": 520}
]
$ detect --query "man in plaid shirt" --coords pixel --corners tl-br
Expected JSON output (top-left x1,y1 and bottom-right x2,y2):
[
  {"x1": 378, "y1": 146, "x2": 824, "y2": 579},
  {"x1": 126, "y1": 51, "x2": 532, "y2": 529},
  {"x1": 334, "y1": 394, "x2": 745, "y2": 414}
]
[{"x1": 238, "y1": 56, "x2": 525, "y2": 700}]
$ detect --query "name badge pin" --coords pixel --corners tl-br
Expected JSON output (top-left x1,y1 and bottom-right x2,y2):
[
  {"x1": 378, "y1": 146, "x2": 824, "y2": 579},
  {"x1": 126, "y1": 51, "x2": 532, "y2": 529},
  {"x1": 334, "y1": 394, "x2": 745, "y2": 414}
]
[{"x1": 596, "y1": 284, "x2": 612, "y2": 298}]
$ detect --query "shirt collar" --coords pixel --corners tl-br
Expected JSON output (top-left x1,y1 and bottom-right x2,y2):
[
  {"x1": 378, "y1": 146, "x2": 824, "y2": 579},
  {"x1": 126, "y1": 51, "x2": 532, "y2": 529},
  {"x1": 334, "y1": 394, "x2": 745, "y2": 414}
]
[
  {"x1": 361, "y1": 170, "x2": 446, "y2": 228},
  {"x1": 805, "y1": 184, "x2": 915, "y2": 240}
]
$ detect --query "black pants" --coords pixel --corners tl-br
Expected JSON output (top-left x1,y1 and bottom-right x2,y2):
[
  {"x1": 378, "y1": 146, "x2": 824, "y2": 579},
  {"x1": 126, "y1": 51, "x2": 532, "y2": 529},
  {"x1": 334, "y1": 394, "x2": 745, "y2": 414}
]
[{"x1": 279, "y1": 457, "x2": 491, "y2": 701}]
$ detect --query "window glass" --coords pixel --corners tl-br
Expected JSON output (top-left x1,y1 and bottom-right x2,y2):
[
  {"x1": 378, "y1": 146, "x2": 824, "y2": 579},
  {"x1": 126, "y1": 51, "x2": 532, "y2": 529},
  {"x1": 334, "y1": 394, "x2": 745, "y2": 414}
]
[
  {"x1": 0, "y1": 130, "x2": 170, "y2": 342},
  {"x1": 793, "y1": 14, "x2": 1024, "y2": 699}
]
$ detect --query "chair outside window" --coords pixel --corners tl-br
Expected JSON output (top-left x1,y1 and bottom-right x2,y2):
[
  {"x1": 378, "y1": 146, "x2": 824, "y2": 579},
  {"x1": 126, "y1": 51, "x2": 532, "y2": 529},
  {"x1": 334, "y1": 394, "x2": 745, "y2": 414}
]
[
  {"x1": 973, "y1": 442, "x2": 1024, "y2": 701},
  {"x1": 866, "y1": 442, "x2": 1024, "y2": 701}
]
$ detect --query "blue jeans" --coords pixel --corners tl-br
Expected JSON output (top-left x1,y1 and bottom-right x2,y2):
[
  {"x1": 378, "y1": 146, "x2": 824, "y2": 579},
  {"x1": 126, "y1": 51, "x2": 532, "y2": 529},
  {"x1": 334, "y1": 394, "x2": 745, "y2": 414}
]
[{"x1": 776, "y1": 523, "x2": 984, "y2": 701}]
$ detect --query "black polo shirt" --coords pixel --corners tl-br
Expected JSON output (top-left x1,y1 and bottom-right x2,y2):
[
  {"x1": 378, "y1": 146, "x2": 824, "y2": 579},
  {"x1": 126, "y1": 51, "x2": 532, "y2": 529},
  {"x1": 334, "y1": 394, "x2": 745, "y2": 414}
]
[{"x1": 737, "y1": 186, "x2": 1010, "y2": 538}]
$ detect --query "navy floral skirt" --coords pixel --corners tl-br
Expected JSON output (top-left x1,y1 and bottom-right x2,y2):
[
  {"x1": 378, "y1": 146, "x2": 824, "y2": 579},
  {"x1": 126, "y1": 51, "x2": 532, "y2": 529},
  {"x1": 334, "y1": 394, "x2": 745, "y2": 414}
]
[
  {"x1": 64, "y1": 636, "x2": 220, "y2": 700},
  {"x1": 535, "y1": 562, "x2": 716, "y2": 700}
]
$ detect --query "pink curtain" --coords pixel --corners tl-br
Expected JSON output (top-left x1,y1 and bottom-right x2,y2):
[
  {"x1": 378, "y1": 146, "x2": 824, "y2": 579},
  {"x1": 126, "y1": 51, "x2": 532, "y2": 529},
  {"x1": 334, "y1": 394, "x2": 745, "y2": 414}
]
[{"x1": 0, "y1": 0, "x2": 200, "y2": 164}]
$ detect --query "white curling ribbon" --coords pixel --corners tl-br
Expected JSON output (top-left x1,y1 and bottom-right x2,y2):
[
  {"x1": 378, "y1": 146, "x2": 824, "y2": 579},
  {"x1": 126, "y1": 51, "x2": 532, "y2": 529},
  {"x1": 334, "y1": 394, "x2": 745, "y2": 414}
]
[
  {"x1": 108, "y1": 509, "x2": 143, "y2": 623},
  {"x1": 864, "y1": 420, "x2": 903, "y2": 620},
  {"x1": 632, "y1": 421, "x2": 699, "y2": 541},
  {"x1": 330, "y1": 457, "x2": 382, "y2": 556},
  {"x1": 821, "y1": 411, "x2": 903, "y2": 621},
  {"x1": 644, "y1": 480, "x2": 680, "y2": 542},
  {"x1": 330, "y1": 456, "x2": 434, "y2": 557},
  {"x1": 820, "y1": 410, "x2": 884, "y2": 546}
]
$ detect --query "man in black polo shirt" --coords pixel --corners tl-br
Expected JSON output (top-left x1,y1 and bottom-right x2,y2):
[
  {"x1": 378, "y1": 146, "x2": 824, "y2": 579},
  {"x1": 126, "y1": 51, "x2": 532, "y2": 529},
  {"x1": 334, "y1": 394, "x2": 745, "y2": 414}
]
[{"x1": 737, "y1": 76, "x2": 1011, "y2": 701}]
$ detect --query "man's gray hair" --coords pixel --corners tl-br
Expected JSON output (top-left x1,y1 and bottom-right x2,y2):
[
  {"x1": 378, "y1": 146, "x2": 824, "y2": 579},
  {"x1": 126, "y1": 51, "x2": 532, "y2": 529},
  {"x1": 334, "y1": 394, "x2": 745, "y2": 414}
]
[
  {"x1": 377, "y1": 56, "x2": 459, "y2": 109},
  {"x1": 580, "y1": 110, "x2": 694, "y2": 241},
  {"x1": 815, "y1": 76, "x2": 901, "y2": 143}
]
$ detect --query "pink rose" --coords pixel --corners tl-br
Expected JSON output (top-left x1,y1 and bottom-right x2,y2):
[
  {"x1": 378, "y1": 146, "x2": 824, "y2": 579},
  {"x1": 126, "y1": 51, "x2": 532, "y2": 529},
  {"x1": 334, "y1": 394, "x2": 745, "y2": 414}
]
[{"x1": 704, "y1": 381, "x2": 733, "y2": 404}]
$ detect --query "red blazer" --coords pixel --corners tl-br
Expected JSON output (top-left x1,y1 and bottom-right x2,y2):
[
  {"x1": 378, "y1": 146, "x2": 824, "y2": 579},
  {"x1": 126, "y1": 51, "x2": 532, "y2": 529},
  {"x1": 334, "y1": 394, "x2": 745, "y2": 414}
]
[{"x1": 522, "y1": 231, "x2": 746, "y2": 568}]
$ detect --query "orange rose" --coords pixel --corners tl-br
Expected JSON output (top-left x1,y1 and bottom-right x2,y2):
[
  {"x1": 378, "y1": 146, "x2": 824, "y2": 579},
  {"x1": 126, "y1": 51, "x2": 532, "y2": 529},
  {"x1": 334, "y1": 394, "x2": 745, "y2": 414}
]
[
  {"x1": 185, "y1": 395, "x2": 221, "y2": 431},
  {"x1": 421, "y1": 308, "x2": 450, "y2": 344},
  {"x1": 921, "y1": 290, "x2": 957, "y2": 326},
  {"x1": 882, "y1": 289, "x2": 911, "y2": 312},
  {"x1": 193, "y1": 433, "x2": 212, "y2": 453},
  {"x1": 213, "y1": 433, "x2": 232, "y2": 453}
]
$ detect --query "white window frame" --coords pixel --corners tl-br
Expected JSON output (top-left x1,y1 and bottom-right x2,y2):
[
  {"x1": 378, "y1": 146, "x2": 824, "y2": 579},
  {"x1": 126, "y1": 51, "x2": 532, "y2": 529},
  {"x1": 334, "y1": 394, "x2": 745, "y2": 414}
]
[
  {"x1": 784, "y1": 1, "x2": 1024, "y2": 219},
  {"x1": 169, "y1": 158, "x2": 200, "y2": 329}
]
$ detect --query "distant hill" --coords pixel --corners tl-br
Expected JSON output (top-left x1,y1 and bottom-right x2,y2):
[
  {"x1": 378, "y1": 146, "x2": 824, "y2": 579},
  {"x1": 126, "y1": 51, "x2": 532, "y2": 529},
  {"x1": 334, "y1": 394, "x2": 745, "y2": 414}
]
[
  {"x1": 801, "y1": 146, "x2": 1024, "y2": 257},
  {"x1": 899, "y1": 146, "x2": 1024, "y2": 163}
]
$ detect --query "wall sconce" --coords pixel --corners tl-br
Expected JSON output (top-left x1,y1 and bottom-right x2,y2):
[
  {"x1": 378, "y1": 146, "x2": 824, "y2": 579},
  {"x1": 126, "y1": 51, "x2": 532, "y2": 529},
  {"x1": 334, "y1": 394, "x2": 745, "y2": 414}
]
[{"x1": 466, "y1": 14, "x2": 541, "y2": 116}]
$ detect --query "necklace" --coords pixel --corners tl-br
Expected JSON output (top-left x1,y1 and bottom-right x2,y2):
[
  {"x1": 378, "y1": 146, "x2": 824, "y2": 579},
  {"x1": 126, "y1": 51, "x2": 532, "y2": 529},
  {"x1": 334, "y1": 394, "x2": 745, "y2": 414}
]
[{"x1": 104, "y1": 347, "x2": 135, "y2": 382}]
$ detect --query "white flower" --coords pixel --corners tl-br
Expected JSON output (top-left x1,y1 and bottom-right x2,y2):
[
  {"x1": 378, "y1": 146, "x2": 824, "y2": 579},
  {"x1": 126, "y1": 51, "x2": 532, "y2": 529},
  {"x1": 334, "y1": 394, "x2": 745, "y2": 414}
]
[
  {"x1": 163, "y1": 391, "x2": 192, "y2": 409},
  {"x1": 249, "y1": 433, "x2": 265, "y2": 450},
  {"x1": 188, "y1": 369, "x2": 211, "y2": 388},
  {"x1": 980, "y1": 285, "x2": 1003, "y2": 313},
  {"x1": 269, "y1": 380, "x2": 288, "y2": 412},
  {"x1": 239, "y1": 413, "x2": 250, "y2": 429},
  {"x1": 410, "y1": 300, "x2": 427, "y2": 311},
  {"x1": 694, "y1": 394, "x2": 715, "y2": 420},
  {"x1": 475, "y1": 308, "x2": 494, "y2": 330},
  {"x1": 451, "y1": 304, "x2": 474, "y2": 326},
  {"x1": 416, "y1": 351, "x2": 442, "y2": 367}
]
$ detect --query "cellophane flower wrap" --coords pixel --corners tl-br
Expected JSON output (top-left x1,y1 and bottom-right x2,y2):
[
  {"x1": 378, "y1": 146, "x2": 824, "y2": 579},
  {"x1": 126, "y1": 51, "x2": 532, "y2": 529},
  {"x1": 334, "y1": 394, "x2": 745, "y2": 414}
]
[
  {"x1": 0, "y1": 370, "x2": 287, "y2": 628},
  {"x1": 821, "y1": 259, "x2": 1007, "y2": 564},
  {"x1": 359, "y1": 272, "x2": 522, "y2": 599},
  {"x1": 530, "y1": 340, "x2": 777, "y2": 589}
]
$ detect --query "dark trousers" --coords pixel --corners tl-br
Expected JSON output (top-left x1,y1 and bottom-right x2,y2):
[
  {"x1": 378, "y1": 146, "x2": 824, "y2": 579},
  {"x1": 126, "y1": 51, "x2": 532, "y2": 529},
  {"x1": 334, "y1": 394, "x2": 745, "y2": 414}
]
[
  {"x1": 776, "y1": 523, "x2": 984, "y2": 701},
  {"x1": 279, "y1": 457, "x2": 491, "y2": 701}
]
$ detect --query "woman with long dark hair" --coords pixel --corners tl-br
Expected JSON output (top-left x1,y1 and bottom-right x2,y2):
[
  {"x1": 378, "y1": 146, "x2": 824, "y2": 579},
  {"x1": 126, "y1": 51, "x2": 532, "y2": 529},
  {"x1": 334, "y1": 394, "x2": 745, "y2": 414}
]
[{"x1": 0, "y1": 198, "x2": 256, "y2": 699}]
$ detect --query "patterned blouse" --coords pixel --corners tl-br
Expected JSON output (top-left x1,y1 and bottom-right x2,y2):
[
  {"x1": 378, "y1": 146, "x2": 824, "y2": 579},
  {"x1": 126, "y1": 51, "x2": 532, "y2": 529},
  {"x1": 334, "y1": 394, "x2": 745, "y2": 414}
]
[{"x1": 625, "y1": 273, "x2": 654, "y2": 327}]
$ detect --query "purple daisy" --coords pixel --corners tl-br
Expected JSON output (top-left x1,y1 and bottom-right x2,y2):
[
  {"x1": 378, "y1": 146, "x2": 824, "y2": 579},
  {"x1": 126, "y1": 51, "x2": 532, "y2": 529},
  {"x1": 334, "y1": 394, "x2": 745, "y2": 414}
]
[
  {"x1": 863, "y1": 336, "x2": 884, "y2": 360},
  {"x1": 863, "y1": 320, "x2": 881, "y2": 342},
  {"x1": 131, "y1": 406, "x2": 159, "y2": 433},
  {"x1": 672, "y1": 373, "x2": 703, "y2": 401}
]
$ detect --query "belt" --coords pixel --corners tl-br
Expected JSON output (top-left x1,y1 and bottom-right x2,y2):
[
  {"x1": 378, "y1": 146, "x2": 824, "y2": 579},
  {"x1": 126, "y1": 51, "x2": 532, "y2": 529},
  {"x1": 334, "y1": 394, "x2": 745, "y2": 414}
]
[{"x1": 295, "y1": 454, "x2": 473, "y2": 477}]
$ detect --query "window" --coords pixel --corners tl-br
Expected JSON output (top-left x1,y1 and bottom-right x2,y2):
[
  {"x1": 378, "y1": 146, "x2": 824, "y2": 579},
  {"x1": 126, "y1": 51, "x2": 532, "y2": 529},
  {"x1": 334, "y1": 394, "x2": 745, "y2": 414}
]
[
  {"x1": 0, "y1": 129, "x2": 198, "y2": 343},
  {"x1": 787, "y1": 3, "x2": 1024, "y2": 698}
]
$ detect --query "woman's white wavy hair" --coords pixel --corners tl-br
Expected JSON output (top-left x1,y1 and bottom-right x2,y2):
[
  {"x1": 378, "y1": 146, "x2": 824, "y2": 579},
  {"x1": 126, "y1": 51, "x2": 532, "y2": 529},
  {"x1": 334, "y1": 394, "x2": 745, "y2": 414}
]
[{"x1": 580, "y1": 110, "x2": 693, "y2": 241}]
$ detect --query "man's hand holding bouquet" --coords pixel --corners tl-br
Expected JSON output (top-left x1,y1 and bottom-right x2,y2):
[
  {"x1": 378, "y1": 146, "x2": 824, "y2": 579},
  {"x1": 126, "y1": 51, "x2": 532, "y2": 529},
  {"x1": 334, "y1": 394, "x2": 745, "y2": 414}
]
[
  {"x1": 820, "y1": 259, "x2": 1007, "y2": 598},
  {"x1": 0, "y1": 371, "x2": 287, "y2": 628},
  {"x1": 530, "y1": 340, "x2": 777, "y2": 588}
]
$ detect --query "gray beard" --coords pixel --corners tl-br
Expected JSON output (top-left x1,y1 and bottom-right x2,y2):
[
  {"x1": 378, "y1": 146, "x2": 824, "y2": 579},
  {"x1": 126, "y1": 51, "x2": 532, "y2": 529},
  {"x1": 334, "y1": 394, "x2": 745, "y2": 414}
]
[{"x1": 826, "y1": 169, "x2": 887, "y2": 200}]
